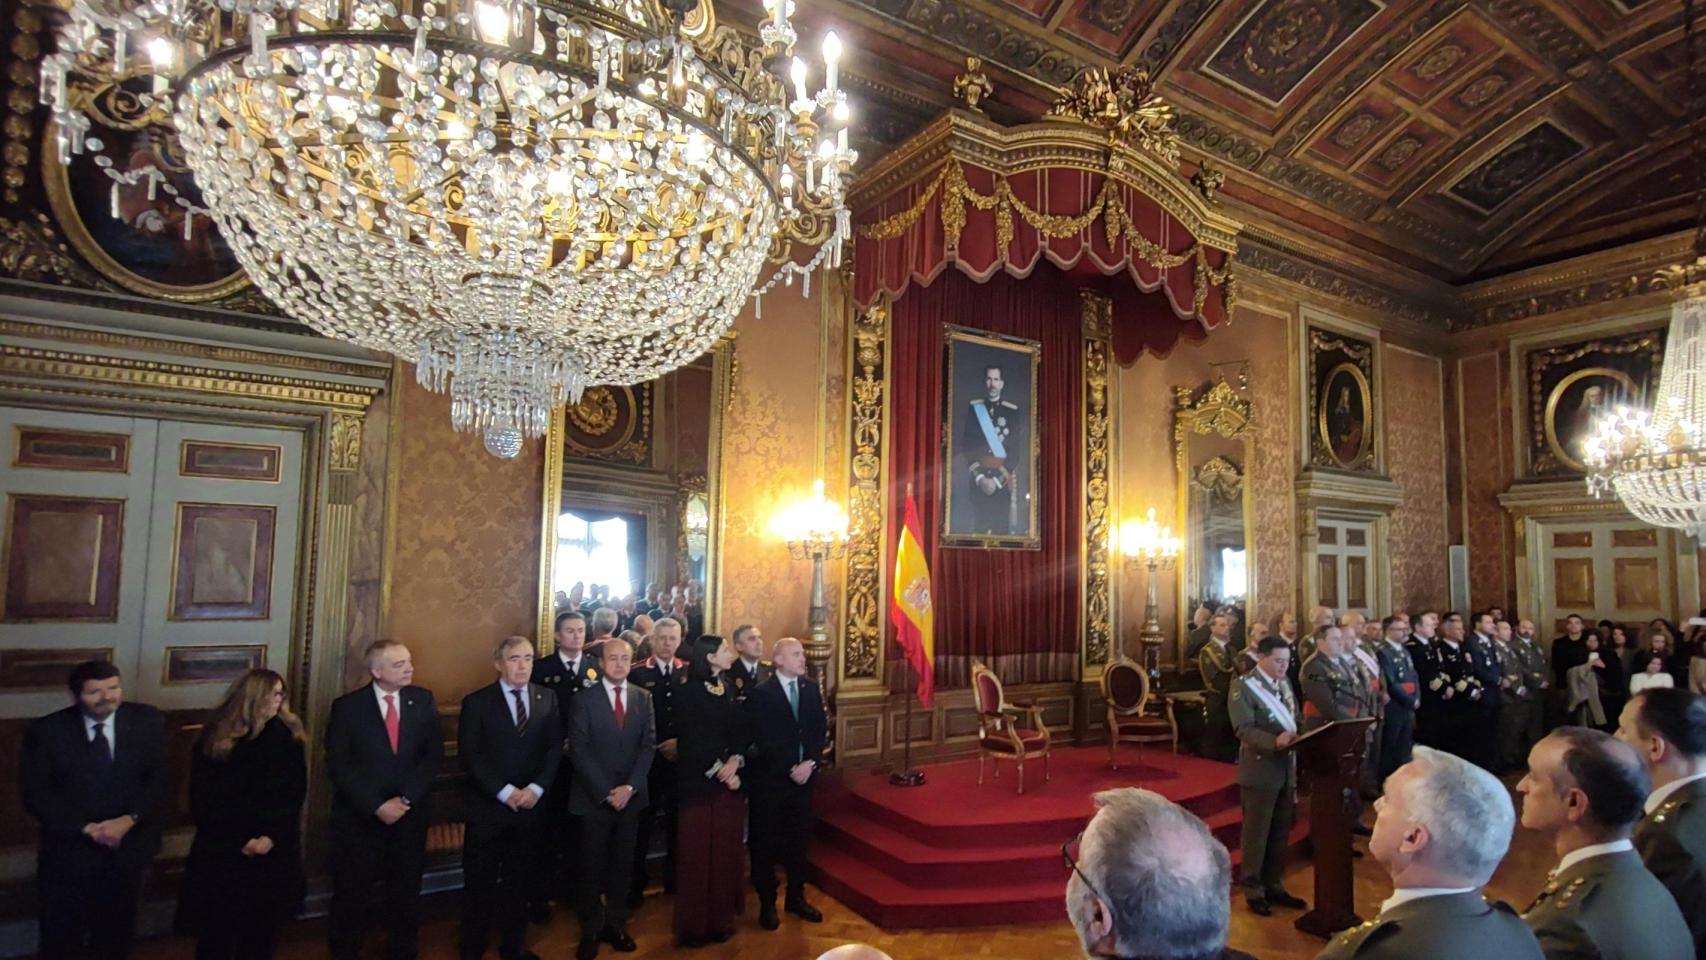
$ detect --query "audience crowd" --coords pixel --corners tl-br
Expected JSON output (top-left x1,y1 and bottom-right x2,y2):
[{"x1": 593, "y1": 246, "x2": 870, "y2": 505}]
[{"x1": 18, "y1": 590, "x2": 1706, "y2": 960}]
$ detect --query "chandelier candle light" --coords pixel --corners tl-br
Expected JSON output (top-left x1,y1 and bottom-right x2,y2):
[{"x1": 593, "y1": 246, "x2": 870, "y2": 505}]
[
  {"x1": 1581, "y1": 0, "x2": 1706, "y2": 531},
  {"x1": 43, "y1": 0, "x2": 857, "y2": 456},
  {"x1": 1118, "y1": 507, "x2": 1180, "y2": 685}
]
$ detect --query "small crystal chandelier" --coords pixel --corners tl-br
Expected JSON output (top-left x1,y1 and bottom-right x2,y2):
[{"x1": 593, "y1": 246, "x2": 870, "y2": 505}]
[
  {"x1": 1581, "y1": 0, "x2": 1706, "y2": 534},
  {"x1": 42, "y1": 0, "x2": 855, "y2": 452}
]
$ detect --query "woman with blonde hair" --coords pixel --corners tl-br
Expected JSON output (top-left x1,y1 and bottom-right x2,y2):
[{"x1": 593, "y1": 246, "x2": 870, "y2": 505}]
[{"x1": 175, "y1": 669, "x2": 307, "y2": 959}]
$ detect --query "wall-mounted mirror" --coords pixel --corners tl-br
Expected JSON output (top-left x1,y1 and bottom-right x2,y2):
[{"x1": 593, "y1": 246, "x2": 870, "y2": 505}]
[
  {"x1": 537, "y1": 338, "x2": 733, "y2": 647},
  {"x1": 1174, "y1": 380, "x2": 1256, "y2": 662}
]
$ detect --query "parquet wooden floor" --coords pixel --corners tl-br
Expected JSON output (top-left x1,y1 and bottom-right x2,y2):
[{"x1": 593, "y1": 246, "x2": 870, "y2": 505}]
[{"x1": 130, "y1": 781, "x2": 1555, "y2": 960}]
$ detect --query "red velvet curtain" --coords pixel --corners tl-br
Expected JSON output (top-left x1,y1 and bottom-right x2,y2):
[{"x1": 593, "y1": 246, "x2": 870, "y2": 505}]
[{"x1": 887, "y1": 265, "x2": 1083, "y2": 689}]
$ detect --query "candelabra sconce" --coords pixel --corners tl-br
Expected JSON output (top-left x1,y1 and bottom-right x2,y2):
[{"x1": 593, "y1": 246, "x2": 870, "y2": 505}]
[
  {"x1": 1118, "y1": 508, "x2": 1180, "y2": 689},
  {"x1": 776, "y1": 480, "x2": 852, "y2": 696}
]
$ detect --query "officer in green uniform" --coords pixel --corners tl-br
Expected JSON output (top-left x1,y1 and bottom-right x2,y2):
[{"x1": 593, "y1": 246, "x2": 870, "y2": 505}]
[
  {"x1": 1301, "y1": 627, "x2": 1368, "y2": 731},
  {"x1": 1229, "y1": 635, "x2": 1306, "y2": 916},
  {"x1": 1197, "y1": 613, "x2": 1238, "y2": 762},
  {"x1": 1517, "y1": 727, "x2": 1693, "y2": 960},
  {"x1": 1615, "y1": 688, "x2": 1706, "y2": 957},
  {"x1": 727, "y1": 623, "x2": 772, "y2": 704},
  {"x1": 1315, "y1": 746, "x2": 1541, "y2": 960},
  {"x1": 1498, "y1": 619, "x2": 1549, "y2": 773}
]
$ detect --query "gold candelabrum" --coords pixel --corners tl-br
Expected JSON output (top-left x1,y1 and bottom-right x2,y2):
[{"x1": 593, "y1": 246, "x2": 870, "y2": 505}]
[
  {"x1": 1118, "y1": 507, "x2": 1180, "y2": 686},
  {"x1": 776, "y1": 480, "x2": 851, "y2": 693}
]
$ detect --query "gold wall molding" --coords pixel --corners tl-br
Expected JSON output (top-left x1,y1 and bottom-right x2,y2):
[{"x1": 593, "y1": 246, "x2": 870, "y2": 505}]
[
  {"x1": 328, "y1": 412, "x2": 363, "y2": 473},
  {"x1": 0, "y1": 344, "x2": 380, "y2": 410},
  {"x1": 1080, "y1": 291, "x2": 1113, "y2": 671},
  {"x1": 839, "y1": 301, "x2": 890, "y2": 683},
  {"x1": 0, "y1": 318, "x2": 384, "y2": 380}
]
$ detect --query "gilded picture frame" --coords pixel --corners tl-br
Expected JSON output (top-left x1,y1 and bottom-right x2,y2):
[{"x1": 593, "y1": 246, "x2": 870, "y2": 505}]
[
  {"x1": 941, "y1": 326, "x2": 1041, "y2": 549},
  {"x1": 1525, "y1": 329, "x2": 1664, "y2": 477},
  {"x1": 1307, "y1": 327, "x2": 1377, "y2": 471}
]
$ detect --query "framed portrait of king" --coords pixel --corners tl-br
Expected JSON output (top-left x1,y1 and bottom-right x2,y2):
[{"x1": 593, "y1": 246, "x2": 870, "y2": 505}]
[{"x1": 941, "y1": 327, "x2": 1040, "y2": 549}]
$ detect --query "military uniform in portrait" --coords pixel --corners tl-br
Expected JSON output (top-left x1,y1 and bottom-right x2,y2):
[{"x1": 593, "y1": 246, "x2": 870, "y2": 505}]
[{"x1": 961, "y1": 393, "x2": 1025, "y2": 536}]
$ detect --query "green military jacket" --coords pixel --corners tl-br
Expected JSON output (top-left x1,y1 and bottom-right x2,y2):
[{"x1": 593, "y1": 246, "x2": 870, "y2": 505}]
[
  {"x1": 1315, "y1": 891, "x2": 1541, "y2": 960},
  {"x1": 1300, "y1": 652, "x2": 1366, "y2": 731},
  {"x1": 1199, "y1": 639, "x2": 1236, "y2": 703},
  {"x1": 1228, "y1": 670, "x2": 1298, "y2": 790},
  {"x1": 1511, "y1": 635, "x2": 1550, "y2": 700},
  {"x1": 1634, "y1": 776, "x2": 1706, "y2": 958},
  {"x1": 1523, "y1": 848, "x2": 1694, "y2": 960}
]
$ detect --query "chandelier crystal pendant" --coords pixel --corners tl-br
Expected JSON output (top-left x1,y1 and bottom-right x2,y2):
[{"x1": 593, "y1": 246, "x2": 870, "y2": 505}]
[
  {"x1": 42, "y1": 0, "x2": 856, "y2": 454},
  {"x1": 1580, "y1": 0, "x2": 1706, "y2": 533}
]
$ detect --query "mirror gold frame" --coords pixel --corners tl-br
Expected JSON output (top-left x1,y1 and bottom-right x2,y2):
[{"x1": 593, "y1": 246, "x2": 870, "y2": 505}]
[
  {"x1": 1173, "y1": 379, "x2": 1256, "y2": 661},
  {"x1": 536, "y1": 337, "x2": 734, "y2": 649}
]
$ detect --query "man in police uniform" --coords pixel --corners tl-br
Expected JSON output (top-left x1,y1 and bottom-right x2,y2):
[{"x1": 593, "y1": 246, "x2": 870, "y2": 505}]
[
  {"x1": 627, "y1": 616, "x2": 689, "y2": 906},
  {"x1": 1430, "y1": 618, "x2": 1485, "y2": 762},
  {"x1": 1518, "y1": 727, "x2": 1692, "y2": 960},
  {"x1": 1315, "y1": 747, "x2": 1542, "y2": 960},
  {"x1": 960, "y1": 363, "x2": 1025, "y2": 535},
  {"x1": 1229, "y1": 635, "x2": 1306, "y2": 916},
  {"x1": 728, "y1": 623, "x2": 772, "y2": 703},
  {"x1": 1466, "y1": 612, "x2": 1506, "y2": 772},
  {"x1": 1375, "y1": 616, "x2": 1419, "y2": 785},
  {"x1": 529, "y1": 611, "x2": 602, "y2": 921},
  {"x1": 1197, "y1": 614, "x2": 1238, "y2": 762},
  {"x1": 1615, "y1": 688, "x2": 1706, "y2": 956}
]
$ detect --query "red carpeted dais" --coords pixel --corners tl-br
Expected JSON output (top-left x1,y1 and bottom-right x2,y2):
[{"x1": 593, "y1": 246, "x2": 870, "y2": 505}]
[{"x1": 808, "y1": 746, "x2": 1307, "y2": 929}]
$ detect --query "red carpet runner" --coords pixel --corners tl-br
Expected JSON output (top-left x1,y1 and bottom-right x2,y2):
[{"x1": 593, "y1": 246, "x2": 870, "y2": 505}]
[{"x1": 809, "y1": 746, "x2": 1308, "y2": 929}]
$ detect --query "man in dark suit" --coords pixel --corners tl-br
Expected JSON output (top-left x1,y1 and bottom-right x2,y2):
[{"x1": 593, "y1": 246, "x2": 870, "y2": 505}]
[
  {"x1": 728, "y1": 624, "x2": 771, "y2": 703},
  {"x1": 568, "y1": 636, "x2": 656, "y2": 959},
  {"x1": 1518, "y1": 727, "x2": 1692, "y2": 959},
  {"x1": 627, "y1": 615, "x2": 687, "y2": 905},
  {"x1": 459, "y1": 636, "x2": 563, "y2": 960},
  {"x1": 1615, "y1": 688, "x2": 1706, "y2": 957},
  {"x1": 325, "y1": 640, "x2": 444, "y2": 960},
  {"x1": 19, "y1": 660, "x2": 168, "y2": 960},
  {"x1": 529, "y1": 611, "x2": 599, "y2": 921},
  {"x1": 746, "y1": 637, "x2": 827, "y2": 930}
]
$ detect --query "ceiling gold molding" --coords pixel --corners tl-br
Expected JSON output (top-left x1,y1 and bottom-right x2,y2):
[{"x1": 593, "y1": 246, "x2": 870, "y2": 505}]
[{"x1": 1, "y1": 344, "x2": 381, "y2": 410}]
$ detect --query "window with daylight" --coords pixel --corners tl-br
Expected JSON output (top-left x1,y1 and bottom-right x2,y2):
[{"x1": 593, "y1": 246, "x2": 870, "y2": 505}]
[
  {"x1": 1220, "y1": 547, "x2": 1248, "y2": 601},
  {"x1": 555, "y1": 512, "x2": 634, "y2": 595}
]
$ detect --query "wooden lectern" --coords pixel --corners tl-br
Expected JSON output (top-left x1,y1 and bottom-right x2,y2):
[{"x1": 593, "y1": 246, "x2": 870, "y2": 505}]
[{"x1": 1289, "y1": 717, "x2": 1377, "y2": 939}]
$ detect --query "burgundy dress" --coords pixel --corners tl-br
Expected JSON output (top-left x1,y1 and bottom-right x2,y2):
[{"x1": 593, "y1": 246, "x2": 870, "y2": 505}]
[{"x1": 672, "y1": 670, "x2": 749, "y2": 939}]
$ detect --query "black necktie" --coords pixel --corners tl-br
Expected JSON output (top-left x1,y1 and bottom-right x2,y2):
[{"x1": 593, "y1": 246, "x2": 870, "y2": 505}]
[
  {"x1": 90, "y1": 721, "x2": 112, "y2": 770},
  {"x1": 511, "y1": 688, "x2": 528, "y2": 733}
]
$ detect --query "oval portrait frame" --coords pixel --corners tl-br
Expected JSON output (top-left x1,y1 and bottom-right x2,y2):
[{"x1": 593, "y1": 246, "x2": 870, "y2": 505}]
[
  {"x1": 42, "y1": 119, "x2": 250, "y2": 303},
  {"x1": 1317, "y1": 360, "x2": 1372, "y2": 469},
  {"x1": 1544, "y1": 366, "x2": 1638, "y2": 474}
]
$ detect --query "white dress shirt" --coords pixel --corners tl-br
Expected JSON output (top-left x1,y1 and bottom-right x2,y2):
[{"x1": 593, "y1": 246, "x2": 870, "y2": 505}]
[
  {"x1": 602, "y1": 676, "x2": 629, "y2": 711},
  {"x1": 82, "y1": 711, "x2": 116, "y2": 755},
  {"x1": 1379, "y1": 886, "x2": 1476, "y2": 914},
  {"x1": 559, "y1": 650, "x2": 582, "y2": 675},
  {"x1": 373, "y1": 682, "x2": 403, "y2": 718},
  {"x1": 1646, "y1": 770, "x2": 1706, "y2": 816},
  {"x1": 1552, "y1": 838, "x2": 1634, "y2": 877}
]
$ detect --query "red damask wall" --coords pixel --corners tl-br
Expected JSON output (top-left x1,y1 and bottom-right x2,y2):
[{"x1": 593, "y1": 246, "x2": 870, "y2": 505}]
[
  {"x1": 1456, "y1": 351, "x2": 1514, "y2": 612},
  {"x1": 1384, "y1": 344, "x2": 1450, "y2": 612},
  {"x1": 386, "y1": 373, "x2": 546, "y2": 703}
]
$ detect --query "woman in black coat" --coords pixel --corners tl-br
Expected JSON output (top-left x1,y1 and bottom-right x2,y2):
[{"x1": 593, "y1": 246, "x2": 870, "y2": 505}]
[
  {"x1": 175, "y1": 669, "x2": 307, "y2": 959},
  {"x1": 671, "y1": 635, "x2": 750, "y2": 947}
]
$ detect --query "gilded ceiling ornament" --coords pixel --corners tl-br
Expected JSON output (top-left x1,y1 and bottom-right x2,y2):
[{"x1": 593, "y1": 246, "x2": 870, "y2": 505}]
[
  {"x1": 953, "y1": 57, "x2": 995, "y2": 113},
  {"x1": 567, "y1": 386, "x2": 621, "y2": 436},
  {"x1": 1375, "y1": 136, "x2": 1422, "y2": 172},
  {"x1": 1331, "y1": 112, "x2": 1382, "y2": 149},
  {"x1": 1412, "y1": 42, "x2": 1467, "y2": 82},
  {"x1": 1457, "y1": 74, "x2": 1509, "y2": 109},
  {"x1": 1192, "y1": 162, "x2": 1226, "y2": 203},
  {"x1": 1046, "y1": 67, "x2": 1181, "y2": 165}
]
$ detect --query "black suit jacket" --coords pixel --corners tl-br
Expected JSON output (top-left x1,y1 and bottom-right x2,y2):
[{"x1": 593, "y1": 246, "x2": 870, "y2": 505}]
[
  {"x1": 458, "y1": 682, "x2": 563, "y2": 822},
  {"x1": 746, "y1": 675, "x2": 826, "y2": 790},
  {"x1": 567, "y1": 681, "x2": 655, "y2": 816},
  {"x1": 325, "y1": 683, "x2": 443, "y2": 821},
  {"x1": 531, "y1": 650, "x2": 600, "y2": 707},
  {"x1": 19, "y1": 702, "x2": 169, "y2": 871}
]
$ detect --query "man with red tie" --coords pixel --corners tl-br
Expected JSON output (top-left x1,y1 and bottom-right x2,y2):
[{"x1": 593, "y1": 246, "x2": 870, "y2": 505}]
[{"x1": 324, "y1": 640, "x2": 444, "y2": 960}]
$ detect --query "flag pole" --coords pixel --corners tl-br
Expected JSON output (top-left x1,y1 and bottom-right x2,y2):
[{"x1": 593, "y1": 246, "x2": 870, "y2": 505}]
[{"x1": 891, "y1": 482, "x2": 926, "y2": 787}]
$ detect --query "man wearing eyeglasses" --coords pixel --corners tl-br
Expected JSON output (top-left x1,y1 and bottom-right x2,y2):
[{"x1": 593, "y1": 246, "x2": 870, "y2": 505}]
[
  {"x1": 1228, "y1": 634, "x2": 1307, "y2": 917},
  {"x1": 1064, "y1": 788, "x2": 1254, "y2": 960}
]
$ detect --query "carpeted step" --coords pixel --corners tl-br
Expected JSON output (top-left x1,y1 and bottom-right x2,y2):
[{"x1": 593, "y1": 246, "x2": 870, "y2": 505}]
[
  {"x1": 816, "y1": 807, "x2": 1063, "y2": 886},
  {"x1": 808, "y1": 844, "x2": 1070, "y2": 929}
]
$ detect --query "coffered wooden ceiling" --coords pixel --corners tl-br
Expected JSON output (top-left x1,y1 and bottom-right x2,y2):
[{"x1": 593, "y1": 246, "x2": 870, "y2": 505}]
[{"x1": 803, "y1": 0, "x2": 1697, "y2": 284}]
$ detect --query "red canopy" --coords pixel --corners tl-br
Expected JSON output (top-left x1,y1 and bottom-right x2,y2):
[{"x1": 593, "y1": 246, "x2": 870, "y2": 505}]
[{"x1": 850, "y1": 111, "x2": 1242, "y2": 362}]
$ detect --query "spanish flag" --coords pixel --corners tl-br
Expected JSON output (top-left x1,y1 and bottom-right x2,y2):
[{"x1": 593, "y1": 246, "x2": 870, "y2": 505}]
[{"x1": 890, "y1": 491, "x2": 935, "y2": 708}]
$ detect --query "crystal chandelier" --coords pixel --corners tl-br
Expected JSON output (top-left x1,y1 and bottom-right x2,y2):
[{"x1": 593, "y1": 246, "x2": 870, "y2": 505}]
[
  {"x1": 1580, "y1": 0, "x2": 1706, "y2": 534},
  {"x1": 42, "y1": 0, "x2": 856, "y2": 453}
]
